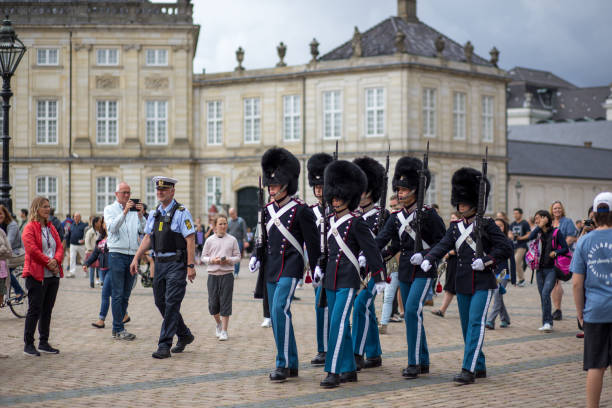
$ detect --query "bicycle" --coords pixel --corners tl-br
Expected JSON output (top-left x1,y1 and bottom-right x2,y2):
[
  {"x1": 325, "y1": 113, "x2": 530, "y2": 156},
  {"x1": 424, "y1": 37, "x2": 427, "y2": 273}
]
[{"x1": 1, "y1": 265, "x2": 28, "y2": 318}]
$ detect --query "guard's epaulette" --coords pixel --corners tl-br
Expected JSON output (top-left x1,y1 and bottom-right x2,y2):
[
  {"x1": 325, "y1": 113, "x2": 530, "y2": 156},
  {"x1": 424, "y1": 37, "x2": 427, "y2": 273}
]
[
  {"x1": 292, "y1": 197, "x2": 305, "y2": 205},
  {"x1": 265, "y1": 201, "x2": 274, "y2": 208},
  {"x1": 178, "y1": 205, "x2": 186, "y2": 211},
  {"x1": 350, "y1": 211, "x2": 360, "y2": 217},
  {"x1": 422, "y1": 205, "x2": 431, "y2": 210}
]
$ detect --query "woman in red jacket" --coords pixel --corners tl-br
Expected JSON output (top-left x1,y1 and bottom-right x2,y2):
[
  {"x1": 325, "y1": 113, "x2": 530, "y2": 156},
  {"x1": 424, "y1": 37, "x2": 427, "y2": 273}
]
[{"x1": 21, "y1": 196, "x2": 63, "y2": 356}]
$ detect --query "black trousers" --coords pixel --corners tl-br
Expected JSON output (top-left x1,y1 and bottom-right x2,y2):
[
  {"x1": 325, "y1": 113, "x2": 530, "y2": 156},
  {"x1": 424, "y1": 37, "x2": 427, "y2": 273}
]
[
  {"x1": 24, "y1": 276, "x2": 60, "y2": 345},
  {"x1": 153, "y1": 260, "x2": 191, "y2": 349}
]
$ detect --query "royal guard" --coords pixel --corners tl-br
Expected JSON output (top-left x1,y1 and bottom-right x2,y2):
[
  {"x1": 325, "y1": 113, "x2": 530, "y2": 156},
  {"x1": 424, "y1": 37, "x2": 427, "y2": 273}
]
[
  {"x1": 249, "y1": 147, "x2": 320, "y2": 383},
  {"x1": 376, "y1": 157, "x2": 446, "y2": 379},
  {"x1": 420, "y1": 167, "x2": 512, "y2": 384},
  {"x1": 307, "y1": 152, "x2": 334, "y2": 367},
  {"x1": 351, "y1": 156, "x2": 387, "y2": 370},
  {"x1": 314, "y1": 160, "x2": 386, "y2": 388}
]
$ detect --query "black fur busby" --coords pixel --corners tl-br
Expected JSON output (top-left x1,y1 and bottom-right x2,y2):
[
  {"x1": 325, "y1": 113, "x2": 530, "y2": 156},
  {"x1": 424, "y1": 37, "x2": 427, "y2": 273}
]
[
  {"x1": 353, "y1": 156, "x2": 385, "y2": 204},
  {"x1": 392, "y1": 156, "x2": 430, "y2": 192},
  {"x1": 307, "y1": 153, "x2": 333, "y2": 187},
  {"x1": 451, "y1": 167, "x2": 490, "y2": 209},
  {"x1": 323, "y1": 160, "x2": 367, "y2": 211},
  {"x1": 261, "y1": 147, "x2": 300, "y2": 196}
]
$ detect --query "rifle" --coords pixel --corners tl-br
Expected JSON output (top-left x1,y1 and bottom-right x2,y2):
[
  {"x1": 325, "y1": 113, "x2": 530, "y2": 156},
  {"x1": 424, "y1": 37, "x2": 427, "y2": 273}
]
[
  {"x1": 474, "y1": 147, "x2": 488, "y2": 263},
  {"x1": 253, "y1": 176, "x2": 268, "y2": 299},
  {"x1": 376, "y1": 144, "x2": 391, "y2": 234},
  {"x1": 413, "y1": 141, "x2": 429, "y2": 254}
]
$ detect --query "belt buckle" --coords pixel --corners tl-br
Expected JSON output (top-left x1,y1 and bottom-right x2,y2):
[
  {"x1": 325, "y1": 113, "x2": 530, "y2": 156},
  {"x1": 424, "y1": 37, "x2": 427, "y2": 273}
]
[
  {"x1": 467, "y1": 237, "x2": 474, "y2": 245},
  {"x1": 332, "y1": 228, "x2": 338, "y2": 236},
  {"x1": 275, "y1": 219, "x2": 281, "y2": 227}
]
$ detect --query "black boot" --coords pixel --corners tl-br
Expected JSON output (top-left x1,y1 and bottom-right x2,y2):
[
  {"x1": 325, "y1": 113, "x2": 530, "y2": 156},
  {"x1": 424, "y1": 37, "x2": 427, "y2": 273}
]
[
  {"x1": 364, "y1": 356, "x2": 382, "y2": 369},
  {"x1": 339, "y1": 371, "x2": 358, "y2": 383},
  {"x1": 420, "y1": 364, "x2": 430, "y2": 374},
  {"x1": 354, "y1": 354, "x2": 364, "y2": 372},
  {"x1": 311, "y1": 352, "x2": 326, "y2": 366},
  {"x1": 269, "y1": 367, "x2": 289, "y2": 382},
  {"x1": 289, "y1": 368, "x2": 299, "y2": 378},
  {"x1": 152, "y1": 347, "x2": 171, "y2": 359},
  {"x1": 402, "y1": 365, "x2": 419, "y2": 379},
  {"x1": 453, "y1": 368, "x2": 475, "y2": 385},
  {"x1": 171, "y1": 333, "x2": 195, "y2": 353},
  {"x1": 475, "y1": 369, "x2": 487, "y2": 378},
  {"x1": 320, "y1": 373, "x2": 340, "y2": 388}
]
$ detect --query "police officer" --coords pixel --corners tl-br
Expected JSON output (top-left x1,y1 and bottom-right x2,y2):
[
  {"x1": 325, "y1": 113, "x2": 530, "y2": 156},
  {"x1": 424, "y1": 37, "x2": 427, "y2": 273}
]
[
  {"x1": 351, "y1": 156, "x2": 387, "y2": 370},
  {"x1": 249, "y1": 147, "x2": 320, "y2": 383},
  {"x1": 130, "y1": 176, "x2": 196, "y2": 359},
  {"x1": 420, "y1": 167, "x2": 513, "y2": 384},
  {"x1": 376, "y1": 156, "x2": 446, "y2": 379},
  {"x1": 314, "y1": 160, "x2": 386, "y2": 388},
  {"x1": 307, "y1": 152, "x2": 334, "y2": 367}
]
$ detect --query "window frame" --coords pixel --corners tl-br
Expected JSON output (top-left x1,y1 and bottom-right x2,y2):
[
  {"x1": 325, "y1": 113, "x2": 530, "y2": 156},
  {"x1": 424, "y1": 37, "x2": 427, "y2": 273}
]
[
  {"x1": 145, "y1": 177, "x2": 157, "y2": 210},
  {"x1": 36, "y1": 99, "x2": 58, "y2": 145},
  {"x1": 482, "y1": 95, "x2": 494, "y2": 143},
  {"x1": 283, "y1": 94, "x2": 301, "y2": 142},
  {"x1": 96, "y1": 176, "x2": 118, "y2": 213},
  {"x1": 322, "y1": 90, "x2": 342, "y2": 140},
  {"x1": 422, "y1": 88, "x2": 437, "y2": 138},
  {"x1": 96, "y1": 48, "x2": 119, "y2": 66},
  {"x1": 206, "y1": 176, "x2": 222, "y2": 210},
  {"x1": 96, "y1": 100, "x2": 119, "y2": 145},
  {"x1": 36, "y1": 176, "x2": 58, "y2": 209},
  {"x1": 206, "y1": 100, "x2": 223, "y2": 146},
  {"x1": 452, "y1": 91, "x2": 467, "y2": 141},
  {"x1": 36, "y1": 48, "x2": 59, "y2": 66},
  {"x1": 145, "y1": 100, "x2": 168, "y2": 145},
  {"x1": 365, "y1": 87, "x2": 385, "y2": 138},
  {"x1": 425, "y1": 173, "x2": 437, "y2": 206},
  {"x1": 243, "y1": 97, "x2": 261, "y2": 144},
  {"x1": 145, "y1": 49, "x2": 168, "y2": 67}
]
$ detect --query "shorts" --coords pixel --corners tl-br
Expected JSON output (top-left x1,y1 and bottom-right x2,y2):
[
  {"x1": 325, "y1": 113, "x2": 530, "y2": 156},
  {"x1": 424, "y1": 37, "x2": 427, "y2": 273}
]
[
  {"x1": 207, "y1": 273, "x2": 234, "y2": 316},
  {"x1": 583, "y1": 321, "x2": 612, "y2": 370}
]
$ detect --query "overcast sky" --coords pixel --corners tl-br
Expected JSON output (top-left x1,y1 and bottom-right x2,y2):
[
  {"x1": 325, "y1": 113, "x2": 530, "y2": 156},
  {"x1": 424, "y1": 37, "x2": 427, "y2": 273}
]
[{"x1": 168, "y1": 0, "x2": 612, "y2": 87}]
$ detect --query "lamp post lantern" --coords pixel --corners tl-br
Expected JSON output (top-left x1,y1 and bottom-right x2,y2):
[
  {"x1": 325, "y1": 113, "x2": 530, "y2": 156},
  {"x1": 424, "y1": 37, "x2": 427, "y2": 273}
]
[{"x1": 0, "y1": 16, "x2": 26, "y2": 214}]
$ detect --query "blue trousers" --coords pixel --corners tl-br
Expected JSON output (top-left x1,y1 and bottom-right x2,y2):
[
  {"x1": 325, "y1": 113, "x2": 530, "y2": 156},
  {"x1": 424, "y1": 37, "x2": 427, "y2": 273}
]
[
  {"x1": 267, "y1": 278, "x2": 299, "y2": 369},
  {"x1": 234, "y1": 241, "x2": 244, "y2": 276},
  {"x1": 325, "y1": 288, "x2": 356, "y2": 374},
  {"x1": 399, "y1": 278, "x2": 431, "y2": 366},
  {"x1": 99, "y1": 268, "x2": 112, "y2": 320},
  {"x1": 536, "y1": 268, "x2": 556, "y2": 325},
  {"x1": 314, "y1": 286, "x2": 329, "y2": 353},
  {"x1": 456, "y1": 290, "x2": 494, "y2": 373},
  {"x1": 351, "y1": 278, "x2": 382, "y2": 358},
  {"x1": 109, "y1": 253, "x2": 135, "y2": 333},
  {"x1": 153, "y1": 260, "x2": 191, "y2": 349}
]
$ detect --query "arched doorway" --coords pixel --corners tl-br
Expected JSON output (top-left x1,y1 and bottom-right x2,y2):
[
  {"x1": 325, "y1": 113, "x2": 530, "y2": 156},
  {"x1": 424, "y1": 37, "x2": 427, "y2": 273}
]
[{"x1": 236, "y1": 186, "x2": 258, "y2": 230}]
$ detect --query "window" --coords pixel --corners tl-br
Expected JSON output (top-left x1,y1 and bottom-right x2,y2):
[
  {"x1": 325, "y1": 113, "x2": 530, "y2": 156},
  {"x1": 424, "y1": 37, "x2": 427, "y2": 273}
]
[
  {"x1": 36, "y1": 100, "x2": 58, "y2": 144},
  {"x1": 244, "y1": 98, "x2": 260, "y2": 143},
  {"x1": 425, "y1": 173, "x2": 436, "y2": 206},
  {"x1": 145, "y1": 177, "x2": 157, "y2": 210},
  {"x1": 482, "y1": 95, "x2": 494, "y2": 142},
  {"x1": 206, "y1": 176, "x2": 221, "y2": 210},
  {"x1": 207, "y1": 101, "x2": 223, "y2": 145},
  {"x1": 96, "y1": 48, "x2": 118, "y2": 66},
  {"x1": 486, "y1": 175, "x2": 495, "y2": 214},
  {"x1": 96, "y1": 101, "x2": 118, "y2": 144},
  {"x1": 422, "y1": 88, "x2": 436, "y2": 138},
  {"x1": 36, "y1": 176, "x2": 58, "y2": 209},
  {"x1": 365, "y1": 88, "x2": 385, "y2": 137},
  {"x1": 145, "y1": 49, "x2": 168, "y2": 66},
  {"x1": 323, "y1": 90, "x2": 342, "y2": 140},
  {"x1": 453, "y1": 92, "x2": 466, "y2": 140},
  {"x1": 96, "y1": 176, "x2": 117, "y2": 213},
  {"x1": 37, "y1": 48, "x2": 58, "y2": 66},
  {"x1": 283, "y1": 95, "x2": 301, "y2": 142},
  {"x1": 146, "y1": 101, "x2": 167, "y2": 145}
]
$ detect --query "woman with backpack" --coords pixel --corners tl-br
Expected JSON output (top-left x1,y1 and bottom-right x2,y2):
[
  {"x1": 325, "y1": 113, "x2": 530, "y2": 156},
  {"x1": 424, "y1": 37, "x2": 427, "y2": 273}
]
[
  {"x1": 524, "y1": 210, "x2": 569, "y2": 332},
  {"x1": 84, "y1": 220, "x2": 112, "y2": 329}
]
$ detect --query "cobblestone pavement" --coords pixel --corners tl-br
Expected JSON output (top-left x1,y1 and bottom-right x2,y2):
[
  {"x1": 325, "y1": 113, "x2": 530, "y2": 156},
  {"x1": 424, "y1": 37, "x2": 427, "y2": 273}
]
[{"x1": 1, "y1": 261, "x2": 610, "y2": 407}]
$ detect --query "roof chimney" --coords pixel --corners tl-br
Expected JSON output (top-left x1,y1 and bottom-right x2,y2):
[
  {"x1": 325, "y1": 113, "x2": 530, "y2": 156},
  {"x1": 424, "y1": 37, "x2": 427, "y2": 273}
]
[
  {"x1": 604, "y1": 82, "x2": 612, "y2": 121},
  {"x1": 398, "y1": 0, "x2": 418, "y2": 23}
]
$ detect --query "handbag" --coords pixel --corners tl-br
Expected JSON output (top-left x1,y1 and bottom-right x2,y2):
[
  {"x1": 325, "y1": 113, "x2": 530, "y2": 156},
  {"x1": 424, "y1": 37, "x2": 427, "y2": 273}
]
[
  {"x1": 552, "y1": 228, "x2": 573, "y2": 282},
  {"x1": 7, "y1": 248, "x2": 25, "y2": 269},
  {"x1": 525, "y1": 238, "x2": 540, "y2": 271}
]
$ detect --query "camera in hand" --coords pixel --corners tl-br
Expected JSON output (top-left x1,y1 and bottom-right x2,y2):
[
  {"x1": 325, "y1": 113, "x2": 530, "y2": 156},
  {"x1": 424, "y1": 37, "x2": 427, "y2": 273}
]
[
  {"x1": 221, "y1": 256, "x2": 226, "y2": 261},
  {"x1": 584, "y1": 219, "x2": 594, "y2": 227},
  {"x1": 130, "y1": 198, "x2": 140, "y2": 211}
]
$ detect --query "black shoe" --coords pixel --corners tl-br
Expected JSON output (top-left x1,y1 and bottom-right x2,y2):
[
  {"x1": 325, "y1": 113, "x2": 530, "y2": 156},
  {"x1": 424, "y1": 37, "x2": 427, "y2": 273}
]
[
  {"x1": 269, "y1": 367, "x2": 289, "y2": 382},
  {"x1": 311, "y1": 352, "x2": 326, "y2": 366},
  {"x1": 289, "y1": 368, "x2": 299, "y2": 378},
  {"x1": 320, "y1": 373, "x2": 340, "y2": 388},
  {"x1": 38, "y1": 343, "x2": 60, "y2": 354},
  {"x1": 152, "y1": 347, "x2": 171, "y2": 359},
  {"x1": 552, "y1": 309, "x2": 562, "y2": 321},
  {"x1": 171, "y1": 333, "x2": 195, "y2": 353},
  {"x1": 453, "y1": 369, "x2": 475, "y2": 385},
  {"x1": 90, "y1": 282, "x2": 94, "y2": 288},
  {"x1": 24, "y1": 344, "x2": 40, "y2": 357},
  {"x1": 339, "y1": 371, "x2": 357, "y2": 383},
  {"x1": 475, "y1": 370, "x2": 487, "y2": 378},
  {"x1": 402, "y1": 365, "x2": 419, "y2": 379},
  {"x1": 354, "y1": 354, "x2": 364, "y2": 372},
  {"x1": 420, "y1": 365, "x2": 430, "y2": 374},
  {"x1": 364, "y1": 356, "x2": 382, "y2": 369}
]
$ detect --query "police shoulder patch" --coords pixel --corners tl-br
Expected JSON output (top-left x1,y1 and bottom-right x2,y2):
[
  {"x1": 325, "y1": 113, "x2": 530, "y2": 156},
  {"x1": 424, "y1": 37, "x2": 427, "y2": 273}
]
[
  {"x1": 184, "y1": 219, "x2": 192, "y2": 230},
  {"x1": 178, "y1": 205, "x2": 186, "y2": 211}
]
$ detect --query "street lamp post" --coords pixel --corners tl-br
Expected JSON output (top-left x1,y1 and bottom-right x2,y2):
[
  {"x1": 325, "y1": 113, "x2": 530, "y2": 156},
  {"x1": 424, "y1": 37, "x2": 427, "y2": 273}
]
[
  {"x1": 0, "y1": 16, "x2": 26, "y2": 214},
  {"x1": 515, "y1": 179, "x2": 523, "y2": 208}
]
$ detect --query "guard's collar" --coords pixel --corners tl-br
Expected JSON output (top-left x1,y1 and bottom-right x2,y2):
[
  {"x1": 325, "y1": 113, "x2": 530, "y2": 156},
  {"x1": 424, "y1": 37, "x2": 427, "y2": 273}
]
[
  {"x1": 404, "y1": 202, "x2": 417, "y2": 213},
  {"x1": 360, "y1": 202, "x2": 374, "y2": 214},
  {"x1": 275, "y1": 195, "x2": 291, "y2": 208}
]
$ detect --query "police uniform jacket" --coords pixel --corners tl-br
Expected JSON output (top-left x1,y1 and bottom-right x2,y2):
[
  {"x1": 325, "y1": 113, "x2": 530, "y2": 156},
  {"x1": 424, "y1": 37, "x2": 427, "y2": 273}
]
[
  {"x1": 323, "y1": 212, "x2": 385, "y2": 290},
  {"x1": 375, "y1": 206, "x2": 446, "y2": 282},
  {"x1": 263, "y1": 198, "x2": 320, "y2": 283},
  {"x1": 144, "y1": 200, "x2": 196, "y2": 257},
  {"x1": 424, "y1": 217, "x2": 513, "y2": 294}
]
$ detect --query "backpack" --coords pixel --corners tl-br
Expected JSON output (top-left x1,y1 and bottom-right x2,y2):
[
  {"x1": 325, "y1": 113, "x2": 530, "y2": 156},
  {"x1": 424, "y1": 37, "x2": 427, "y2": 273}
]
[
  {"x1": 525, "y1": 238, "x2": 540, "y2": 271},
  {"x1": 552, "y1": 228, "x2": 573, "y2": 281}
]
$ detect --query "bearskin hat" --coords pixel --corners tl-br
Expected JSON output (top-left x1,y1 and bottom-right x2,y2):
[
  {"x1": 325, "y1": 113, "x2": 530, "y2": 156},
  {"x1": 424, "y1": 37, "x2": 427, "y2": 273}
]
[
  {"x1": 307, "y1": 153, "x2": 333, "y2": 187},
  {"x1": 451, "y1": 167, "x2": 490, "y2": 209},
  {"x1": 392, "y1": 156, "x2": 430, "y2": 192},
  {"x1": 261, "y1": 147, "x2": 300, "y2": 196},
  {"x1": 323, "y1": 160, "x2": 367, "y2": 211},
  {"x1": 353, "y1": 156, "x2": 385, "y2": 204}
]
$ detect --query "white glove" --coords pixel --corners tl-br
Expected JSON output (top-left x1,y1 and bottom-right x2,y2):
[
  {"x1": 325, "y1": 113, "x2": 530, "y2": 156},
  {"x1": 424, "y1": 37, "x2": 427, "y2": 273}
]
[
  {"x1": 471, "y1": 258, "x2": 485, "y2": 271},
  {"x1": 358, "y1": 255, "x2": 367, "y2": 268},
  {"x1": 313, "y1": 265, "x2": 324, "y2": 287},
  {"x1": 374, "y1": 281, "x2": 387, "y2": 295},
  {"x1": 410, "y1": 253, "x2": 423, "y2": 266},
  {"x1": 420, "y1": 259, "x2": 432, "y2": 272},
  {"x1": 249, "y1": 257, "x2": 260, "y2": 273}
]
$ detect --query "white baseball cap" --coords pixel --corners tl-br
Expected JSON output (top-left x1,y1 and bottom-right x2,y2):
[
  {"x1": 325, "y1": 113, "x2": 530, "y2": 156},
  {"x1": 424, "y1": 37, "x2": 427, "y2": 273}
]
[{"x1": 593, "y1": 192, "x2": 612, "y2": 213}]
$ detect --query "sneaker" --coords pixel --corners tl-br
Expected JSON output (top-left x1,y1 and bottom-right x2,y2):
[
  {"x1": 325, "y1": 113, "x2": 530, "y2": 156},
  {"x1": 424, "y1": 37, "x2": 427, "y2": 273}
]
[
  {"x1": 261, "y1": 318, "x2": 272, "y2": 328},
  {"x1": 218, "y1": 331, "x2": 228, "y2": 341},
  {"x1": 379, "y1": 324, "x2": 388, "y2": 334},
  {"x1": 424, "y1": 299, "x2": 434, "y2": 307},
  {"x1": 38, "y1": 343, "x2": 60, "y2": 354},
  {"x1": 234, "y1": 274, "x2": 239, "y2": 280},
  {"x1": 24, "y1": 344, "x2": 40, "y2": 357},
  {"x1": 215, "y1": 323, "x2": 222, "y2": 338},
  {"x1": 500, "y1": 320, "x2": 510, "y2": 328},
  {"x1": 552, "y1": 309, "x2": 562, "y2": 321},
  {"x1": 517, "y1": 279, "x2": 526, "y2": 287},
  {"x1": 538, "y1": 323, "x2": 552, "y2": 332},
  {"x1": 576, "y1": 332, "x2": 584, "y2": 339},
  {"x1": 95, "y1": 279, "x2": 101, "y2": 286},
  {"x1": 485, "y1": 321, "x2": 494, "y2": 330},
  {"x1": 390, "y1": 314, "x2": 402, "y2": 323},
  {"x1": 431, "y1": 310, "x2": 445, "y2": 318},
  {"x1": 115, "y1": 330, "x2": 136, "y2": 340}
]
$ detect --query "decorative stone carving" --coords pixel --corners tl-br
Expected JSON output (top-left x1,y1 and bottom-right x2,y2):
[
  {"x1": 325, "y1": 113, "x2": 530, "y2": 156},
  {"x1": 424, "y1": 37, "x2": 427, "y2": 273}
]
[
  {"x1": 96, "y1": 74, "x2": 119, "y2": 89},
  {"x1": 172, "y1": 44, "x2": 189, "y2": 53},
  {"x1": 235, "y1": 46, "x2": 245, "y2": 71},
  {"x1": 489, "y1": 46, "x2": 499, "y2": 67},
  {"x1": 145, "y1": 76, "x2": 169, "y2": 89},
  {"x1": 395, "y1": 30, "x2": 406, "y2": 54},
  {"x1": 74, "y1": 43, "x2": 92, "y2": 52},
  {"x1": 309, "y1": 38, "x2": 319, "y2": 63},
  {"x1": 434, "y1": 35, "x2": 445, "y2": 57},
  {"x1": 123, "y1": 44, "x2": 141, "y2": 52},
  {"x1": 276, "y1": 42, "x2": 287, "y2": 67},
  {"x1": 351, "y1": 26, "x2": 362, "y2": 58},
  {"x1": 464, "y1": 41, "x2": 473, "y2": 63}
]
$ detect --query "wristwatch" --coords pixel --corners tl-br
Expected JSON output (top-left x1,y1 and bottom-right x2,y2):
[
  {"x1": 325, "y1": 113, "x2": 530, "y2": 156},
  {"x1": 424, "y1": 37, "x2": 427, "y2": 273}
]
[{"x1": 187, "y1": 264, "x2": 195, "y2": 268}]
